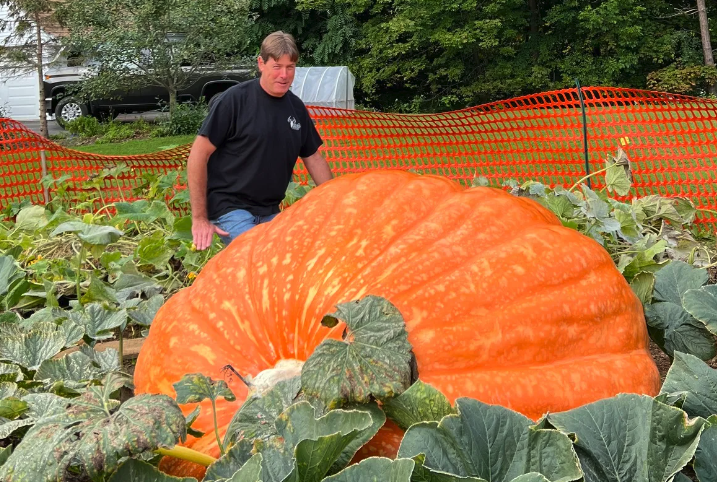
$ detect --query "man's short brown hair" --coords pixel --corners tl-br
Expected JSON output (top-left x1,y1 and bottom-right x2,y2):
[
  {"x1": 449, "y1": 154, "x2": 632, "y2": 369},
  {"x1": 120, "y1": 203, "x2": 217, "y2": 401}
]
[{"x1": 260, "y1": 31, "x2": 299, "y2": 63}]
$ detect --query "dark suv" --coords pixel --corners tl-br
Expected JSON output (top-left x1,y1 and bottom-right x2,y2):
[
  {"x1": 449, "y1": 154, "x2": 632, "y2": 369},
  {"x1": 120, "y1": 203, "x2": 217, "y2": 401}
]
[{"x1": 43, "y1": 66, "x2": 255, "y2": 128}]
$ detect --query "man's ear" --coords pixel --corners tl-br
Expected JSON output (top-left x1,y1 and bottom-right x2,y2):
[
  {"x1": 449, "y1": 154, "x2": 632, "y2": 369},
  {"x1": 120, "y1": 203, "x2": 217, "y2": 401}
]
[{"x1": 257, "y1": 55, "x2": 265, "y2": 72}]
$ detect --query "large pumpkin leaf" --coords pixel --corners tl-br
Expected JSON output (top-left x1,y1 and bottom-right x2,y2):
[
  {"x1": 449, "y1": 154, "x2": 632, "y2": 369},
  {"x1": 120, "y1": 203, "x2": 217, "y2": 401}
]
[
  {"x1": 644, "y1": 302, "x2": 716, "y2": 361},
  {"x1": 114, "y1": 271, "x2": 163, "y2": 302},
  {"x1": 0, "y1": 322, "x2": 66, "y2": 370},
  {"x1": 0, "y1": 373, "x2": 186, "y2": 481},
  {"x1": 277, "y1": 401, "x2": 376, "y2": 481},
  {"x1": 68, "y1": 304, "x2": 127, "y2": 341},
  {"x1": 174, "y1": 373, "x2": 236, "y2": 404},
  {"x1": 81, "y1": 274, "x2": 119, "y2": 304},
  {"x1": 204, "y1": 439, "x2": 255, "y2": 481},
  {"x1": 0, "y1": 398, "x2": 27, "y2": 419},
  {"x1": 301, "y1": 295, "x2": 413, "y2": 408},
  {"x1": 113, "y1": 200, "x2": 173, "y2": 224},
  {"x1": 108, "y1": 459, "x2": 197, "y2": 482},
  {"x1": 15, "y1": 205, "x2": 48, "y2": 232},
  {"x1": 0, "y1": 255, "x2": 24, "y2": 298},
  {"x1": 653, "y1": 260, "x2": 708, "y2": 304},
  {"x1": 79, "y1": 345, "x2": 121, "y2": 374},
  {"x1": 509, "y1": 475, "x2": 551, "y2": 482},
  {"x1": 50, "y1": 221, "x2": 123, "y2": 245},
  {"x1": 547, "y1": 394, "x2": 705, "y2": 482},
  {"x1": 228, "y1": 453, "x2": 263, "y2": 481},
  {"x1": 398, "y1": 398, "x2": 582, "y2": 482},
  {"x1": 660, "y1": 351, "x2": 717, "y2": 418},
  {"x1": 209, "y1": 402, "x2": 375, "y2": 482},
  {"x1": 323, "y1": 457, "x2": 415, "y2": 481},
  {"x1": 0, "y1": 362, "x2": 22, "y2": 383},
  {"x1": 137, "y1": 231, "x2": 174, "y2": 268},
  {"x1": 128, "y1": 294, "x2": 165, "y2": 326},
  {"x1": 224, "y1": 377, "x2": 301, "y2": 447},
  {"x1": 35, "y1": 351, "x2": 104, "y2": 388},
  {"x1": 383, "y1": 380, "x2": 456, "y2": 430},
  {"x1": 0, "y1": 445, "x2": 11, "y2": 467},
  {"x1": 683, "y1": 285, "x2": 717, "y2": 336},
  {"x1": 695, "y1": 422, "x2": 717, "y2": 482}
]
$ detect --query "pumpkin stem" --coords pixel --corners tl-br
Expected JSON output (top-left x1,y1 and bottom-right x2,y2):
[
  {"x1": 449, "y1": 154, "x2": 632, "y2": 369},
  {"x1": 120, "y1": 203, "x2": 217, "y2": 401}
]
[
  {"x1": 222, "y1": 364, "x2": 253, "y2": 388},
  {"x1": 155, "y1": 445, "x2": 217, "y2": 467}
]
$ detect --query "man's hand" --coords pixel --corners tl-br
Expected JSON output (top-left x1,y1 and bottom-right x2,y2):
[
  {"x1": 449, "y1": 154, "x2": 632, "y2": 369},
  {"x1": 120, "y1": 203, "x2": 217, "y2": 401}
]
[{"x1": 192, "y1": 218, "x2": 229, "y2": 251}]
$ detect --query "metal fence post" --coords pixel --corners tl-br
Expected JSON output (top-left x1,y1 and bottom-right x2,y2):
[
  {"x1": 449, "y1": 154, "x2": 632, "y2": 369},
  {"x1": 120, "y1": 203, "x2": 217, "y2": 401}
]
[{"x1": 575, "y1": 79, "x2": 590, "y2": 188}]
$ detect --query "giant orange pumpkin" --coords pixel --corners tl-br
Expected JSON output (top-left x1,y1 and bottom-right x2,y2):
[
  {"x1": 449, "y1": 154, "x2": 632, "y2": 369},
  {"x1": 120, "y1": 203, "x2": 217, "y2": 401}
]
[{"x1": 134, "y1": 170, "x2": 660, "y2": 478}]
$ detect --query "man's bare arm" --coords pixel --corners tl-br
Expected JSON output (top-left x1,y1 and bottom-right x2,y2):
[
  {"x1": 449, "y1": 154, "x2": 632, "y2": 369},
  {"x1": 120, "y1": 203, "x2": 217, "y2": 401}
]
[
  {"x1": 187, "y1": 135, "x2": 228, "y2": 250},
  {"x1": 302, "y1": 150, "x2": 333, "y2": 185}
]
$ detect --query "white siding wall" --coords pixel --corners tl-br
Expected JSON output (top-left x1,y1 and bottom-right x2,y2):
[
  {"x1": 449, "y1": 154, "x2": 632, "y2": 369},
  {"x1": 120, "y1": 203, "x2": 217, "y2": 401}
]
[{"x1": 0, "y1": 6, "x2": 51, "y2": 121}]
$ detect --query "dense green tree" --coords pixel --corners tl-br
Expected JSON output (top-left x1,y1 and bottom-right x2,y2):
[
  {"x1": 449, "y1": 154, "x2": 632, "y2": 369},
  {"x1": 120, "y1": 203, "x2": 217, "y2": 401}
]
[{"x1": 57, "y1": 0, "x2": 252, "y2": 115}]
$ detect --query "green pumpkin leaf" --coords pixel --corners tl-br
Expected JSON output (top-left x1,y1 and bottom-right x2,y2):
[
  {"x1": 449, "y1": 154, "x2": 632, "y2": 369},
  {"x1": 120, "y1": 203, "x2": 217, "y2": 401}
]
[
  {"x1": 204, "y1": 439, "x2": 254, "y2": 482},
  {"x1": 137, "y1": 231, "x2": 173, "y2": 268},
  {"x1": 0, "y1": 363, "x2": 22, "y2": 383},
  {"x1": 173, "y1": 373, "x2": 236, "y2": 405},
  {"x1": 79, "y1": 345, "x2": 121, "y2": 374},
  {"x1": 660, "y1": 351, "x2": 717, "y2": 419},
  {"x1": 22, "y1": 392, "x2": 68, "y2": 421},
  {"x1": 224, "y1": 376, "x2": 301, "y2": 446},
  {"x1": 605, "y1": 161, "x2": 631, "y2": 196},
  {"x1": 0, "y1": 445, "x2": 12, "y2": 467},
  {"x1": 383, "y1": 380, "x2": 455, "y2": 431},
  {"x1": 0, "y1": 398, "x2": 27, "y2": 419},
  {"x1": 0, "y1": 374, "x2": 185, "y2": 481},
  {"x1": 509, "y1": 475, "x2": 551, "y2": 482},
  {"x1": 0, "y1": 322, "x2": 66, "y2": 370},
  {"x1": 695, "y1": 424, "x2": 717, "y2": 482},
  {"x1": 68, "y1": 304, "x2": 127, "y2": 341},
  {"x1": 226, "y1": 453, "x2": 262, "y2": 481},
  {"x1": 278, "y1": 402, "x2": 375, "y2": 481},
  {"x1": 113, "y1": 200, "x2": 169, "y2": 224},
  {"x1": 35, "y1": 351, "x2": 104, "y2": 387},
  {"x1": 0, "y1": 256, "x2": 24, "y2": 298},
  {"x1": 301, "y1": 295, "x2": 413, "y2": 408},
  {"x1": 108, "y1": 459, "x2": 197, "y2": 481},
  {"x1": 644, "y1": 302, "x2": 716, "y2": 361},
  {"x1": 81, "y1": 275, "x2": 118, "y2": 305},
  {"x1": 399, "y1": 398, "x2": 581, "y2": 482},
  {"x1": 169, "y1": 216, "x2": 193, "y2": 241},
  {"x1": 15, "y1": 205, "x2": 48, "y2": 232},
  {"x1": 128, "y1": 294, "x2": 164, "y2": 326},
  {"x1": 114, "y1": 272, "x2": 163, "y2": 302},
  {"x1": 51, "y1": 221, "x2": 123, "y2": 246},
  {"x1": 630, "y1": 271, "x2": 656, "y2": 304},
  {"x1": 683, "y1": 285, "x2": 717, "y2": 336},
  {"x1": 653, "y1": 261, "x2": 708, "y2": 304},
  {"x1": 323, "y1": 457, "x2": 415, "y2": 482},
  {"x1": 548, "y1": 394, "x2": 705, "y2": 482}
]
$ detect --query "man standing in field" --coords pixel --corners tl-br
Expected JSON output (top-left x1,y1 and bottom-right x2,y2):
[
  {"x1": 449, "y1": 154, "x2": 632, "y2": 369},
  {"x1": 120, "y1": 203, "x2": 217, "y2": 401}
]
[{"x1": 188, "y1": 31, "x2": 333, "y2": 250}]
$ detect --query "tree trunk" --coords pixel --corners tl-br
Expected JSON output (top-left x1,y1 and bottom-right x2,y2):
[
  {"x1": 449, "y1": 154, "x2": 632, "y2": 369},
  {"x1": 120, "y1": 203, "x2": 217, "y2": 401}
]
[
  {"x1": 34, "y1": 12, "x2": 48, "y2": 137},
  {"x1": 696, "y1": 0, "x2": 717, "y2": 95},
  {"x1": 169, "y1": 88, "x2": 177, "y2": 118},
  {"x1": 528, "y1": 0, "x2": 540, "y2": 61}
]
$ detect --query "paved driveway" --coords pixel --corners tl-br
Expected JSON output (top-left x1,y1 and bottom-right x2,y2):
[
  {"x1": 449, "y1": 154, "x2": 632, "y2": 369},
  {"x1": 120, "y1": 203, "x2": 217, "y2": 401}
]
[{"x1": 18, "y1": 111, "x2": 164, "y2": 137}]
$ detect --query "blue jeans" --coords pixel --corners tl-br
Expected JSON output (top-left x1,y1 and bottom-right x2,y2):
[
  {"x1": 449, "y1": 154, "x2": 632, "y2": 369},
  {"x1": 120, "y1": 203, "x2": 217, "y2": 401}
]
[{"x1": 211, "y1": 209, "x2": 278, "y2": 245}]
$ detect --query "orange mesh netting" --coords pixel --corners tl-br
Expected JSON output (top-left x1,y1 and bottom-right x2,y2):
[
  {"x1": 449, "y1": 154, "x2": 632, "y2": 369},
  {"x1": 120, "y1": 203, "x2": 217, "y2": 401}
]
[{"x1": 2, "y1": 86, "x2": 717, "y2": 229}]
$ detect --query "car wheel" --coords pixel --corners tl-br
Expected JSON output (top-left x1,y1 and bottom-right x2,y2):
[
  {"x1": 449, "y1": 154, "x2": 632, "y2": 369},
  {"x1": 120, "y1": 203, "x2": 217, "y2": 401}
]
[{"x1": 55, "y1": 96, "x2": 89, "y2": 128}]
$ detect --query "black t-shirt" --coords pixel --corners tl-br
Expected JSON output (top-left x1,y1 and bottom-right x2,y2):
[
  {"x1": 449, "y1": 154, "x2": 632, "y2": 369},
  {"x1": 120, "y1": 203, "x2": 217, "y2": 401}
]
[{"x1": 198, "y1": 79, "x2": 323, "y2": 219}]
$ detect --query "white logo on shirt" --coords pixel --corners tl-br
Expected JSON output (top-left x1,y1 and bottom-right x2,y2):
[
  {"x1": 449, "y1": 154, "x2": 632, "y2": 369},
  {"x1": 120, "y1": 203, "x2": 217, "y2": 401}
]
[{"x1": 287, "y1": 116, "x2": 301, "y2": 131}]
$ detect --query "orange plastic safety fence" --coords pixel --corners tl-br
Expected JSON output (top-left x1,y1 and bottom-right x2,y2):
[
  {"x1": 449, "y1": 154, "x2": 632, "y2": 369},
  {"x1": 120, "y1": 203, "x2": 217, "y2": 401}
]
[{"x1": 2, "y1": 86, "x2": 717, "y2": 229}]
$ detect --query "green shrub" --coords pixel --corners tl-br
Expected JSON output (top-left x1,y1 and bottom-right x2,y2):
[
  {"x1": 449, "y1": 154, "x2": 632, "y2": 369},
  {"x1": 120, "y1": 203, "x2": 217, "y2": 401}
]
[
  {"x1": 65, "y1": 116, "x2": 108, "y2": 137},
  {"x1": 93, "y1": 119, "x2": 153, "y2": 144},
  {"x1": 156, "y1": 101, "x2": 208, "y2": 136}
]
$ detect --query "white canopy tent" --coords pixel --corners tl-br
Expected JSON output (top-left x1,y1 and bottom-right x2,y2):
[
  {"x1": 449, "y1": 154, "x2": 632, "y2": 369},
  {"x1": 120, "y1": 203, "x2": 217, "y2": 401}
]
[{"x1": 290, "y1": 66, "x2": 355, "y2": 109}]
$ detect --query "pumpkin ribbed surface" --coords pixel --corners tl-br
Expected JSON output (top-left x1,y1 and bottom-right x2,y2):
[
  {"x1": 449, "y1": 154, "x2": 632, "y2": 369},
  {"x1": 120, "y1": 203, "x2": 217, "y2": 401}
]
[{"x1": 134, "y1": 170, "x2": 660, "y2": 478}]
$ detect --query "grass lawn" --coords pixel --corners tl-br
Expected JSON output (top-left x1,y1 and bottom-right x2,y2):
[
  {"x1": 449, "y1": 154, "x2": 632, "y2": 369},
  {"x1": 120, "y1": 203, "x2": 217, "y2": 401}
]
[{"x1": 71, "y1": 135, "x2": 195, "y2": 155}]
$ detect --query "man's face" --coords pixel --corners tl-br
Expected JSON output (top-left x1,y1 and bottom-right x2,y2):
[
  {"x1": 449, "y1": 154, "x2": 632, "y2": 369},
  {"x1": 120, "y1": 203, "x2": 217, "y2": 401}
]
[{"x1": 258, "y1": 54, "x2": 296, "y2": 97}]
